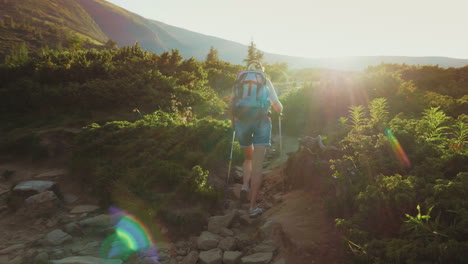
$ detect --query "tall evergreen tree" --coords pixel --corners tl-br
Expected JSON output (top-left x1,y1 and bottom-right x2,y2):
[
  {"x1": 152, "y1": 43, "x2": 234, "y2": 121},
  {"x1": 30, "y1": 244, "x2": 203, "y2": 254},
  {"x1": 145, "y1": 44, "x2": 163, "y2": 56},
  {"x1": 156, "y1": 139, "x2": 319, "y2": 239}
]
[
  {"x1": 243, "y1": 40, "x2": 264, "y2": 64},
  {"x1": 206, "y1": 46, "x2": 219, "y2": 62}
]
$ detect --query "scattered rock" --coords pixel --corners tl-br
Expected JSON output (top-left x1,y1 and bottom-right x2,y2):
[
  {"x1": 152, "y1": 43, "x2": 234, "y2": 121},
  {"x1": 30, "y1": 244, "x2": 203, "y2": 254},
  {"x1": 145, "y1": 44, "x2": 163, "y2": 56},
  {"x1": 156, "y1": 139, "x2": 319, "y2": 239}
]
[
  {"x1": 0, "y1": 243, "x2": 25, "y2": 254},
  {"x1": 35, "y1": 169, "x2": 67, "y2": 178},
  {"x1": 13, "y1": 180, "x2": 57, "y2": 193},
  {"x1": 71, "y1": 205, "x2": 99, "y2": 214},
  {"x1": 199, "y1": 248, "x2": 222, "y2": 264},
  {"x1": 241, "y1": 252, "x2": 273, "y2": 264},
  {"x1": 181, "y1": 250, "x2": 199, "y2": 264},
  {"x1": 46, "y1": 229, "x2": 72, "y2": 246},
  {"x1": 207, "y1": 210, "x2": 237, "y2": 235},
  {"x1": 63, "y1": 194, "x2": 78, "y2": 204},
  {"x1": 65, "y1": 221, "x2": 81, "y2": 235},
  {"x1": 223, "y1": 251, "x2": 243, "y2": 264},
  {"x1": 177, "y1": 248, "x2": 187, "y2": 256},
  {"x1": 35, "y1": 251, "x2": 49, "y2": 262},
  {"x1": 218, "y1": 237, "x2": 236, "y2": 251},
  {"x1": 197, "y1": 231, "x2": 221, "y2": 250},
  {"x1": 51, "y1": 256, "x2": 123, "y2": 264},
  {"x1": 239, "y1": 214, "x2": 253, "y2": 225},
  {"x1": 220, "y1": 227, "x2": 234, "y2": 237},
  {"x1": 235, "y1": 233, "x2": 252, "y2": 251},
  {"x1": 79, "y1": 214, "x2": 112, "y2": 227},
  {"x1": 17, "y1": 190, "x2": 60, "y2": 218},
  {"x1": 253, "y1": 240, "x2": 277, "y2": 253}
]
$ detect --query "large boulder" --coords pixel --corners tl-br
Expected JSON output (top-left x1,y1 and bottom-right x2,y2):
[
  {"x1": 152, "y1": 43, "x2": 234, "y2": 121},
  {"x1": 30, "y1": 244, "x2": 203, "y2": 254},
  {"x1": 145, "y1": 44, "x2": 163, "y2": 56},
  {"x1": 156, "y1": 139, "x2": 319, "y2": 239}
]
[
  {"x1": 7, "y1": 181, "x2": 61, "y2": 210},
  {"x1": 197, "y1": 231, "x2": 221, "y2": 250},
  {"x1": 218, "y1": 237, "x2": 236, "y2": 251},
  {"x1": 16, "y1": 191, "x2": 60, "y2": 218},
  {"x1": 13, "y1": 180, "x2": 56, "y2": 193},
  {"x1": 207, "y1": 210, "x2": 237, "y2": 235},
  {"x1": 181, "y1": 250, "x2": 199, "y2": 264},
  {"x1": 46, "y1": 229, "x2": 72, "y2": 246},
  {"x1": 223, "y1": 251, "x2": 243, "y2": 264},
  {"x1": 199, "y1": 248, "x2": 222, "y2": 264},
  {"x1": 253, "y1": 240, "x2": 277, "y2": 253}
]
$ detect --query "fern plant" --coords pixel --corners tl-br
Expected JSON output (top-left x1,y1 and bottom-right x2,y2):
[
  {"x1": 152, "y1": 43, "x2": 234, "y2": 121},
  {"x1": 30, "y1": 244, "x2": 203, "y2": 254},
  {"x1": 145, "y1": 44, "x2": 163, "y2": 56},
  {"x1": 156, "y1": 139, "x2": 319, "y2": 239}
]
[
  {"x1": 420, "y1": 107, "x2": 450, "y2": 144},
  {"x1": 349, "y1": 105, "x2": 367, "y2": 131},
  {"x1": 449, "y1": 115, "x2": 468, "y2": 152},
  {"x1": 369, "y1": 98, "x2": 389, "y2": 129}
]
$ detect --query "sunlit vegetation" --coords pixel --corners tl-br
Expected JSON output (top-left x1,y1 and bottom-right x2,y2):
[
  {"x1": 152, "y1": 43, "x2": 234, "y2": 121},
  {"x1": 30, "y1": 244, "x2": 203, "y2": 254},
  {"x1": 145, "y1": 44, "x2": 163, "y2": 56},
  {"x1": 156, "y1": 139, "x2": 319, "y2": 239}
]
[
  {"x1": 283, "y1": 64, "x2": 467, "y2": 263},
  {"x1": 1, "y1": 38, "x2": 466, "y2": 260}
]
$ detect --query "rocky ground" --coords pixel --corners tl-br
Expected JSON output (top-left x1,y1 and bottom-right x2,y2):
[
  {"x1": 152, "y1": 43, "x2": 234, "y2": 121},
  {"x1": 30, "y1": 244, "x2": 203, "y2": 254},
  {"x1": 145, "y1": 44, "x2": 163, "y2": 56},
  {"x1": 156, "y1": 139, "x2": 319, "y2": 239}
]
[{"x1": 0, "y1": 135, "x2": 344, "y2": 264}]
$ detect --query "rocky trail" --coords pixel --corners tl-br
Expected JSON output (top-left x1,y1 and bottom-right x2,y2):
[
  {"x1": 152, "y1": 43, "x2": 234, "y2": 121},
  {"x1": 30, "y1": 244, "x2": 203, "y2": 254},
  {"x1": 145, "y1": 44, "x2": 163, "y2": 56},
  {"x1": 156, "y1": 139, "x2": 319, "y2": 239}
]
[{"x1": 0, "y1": 134, "x2": 344, "y2": 264}]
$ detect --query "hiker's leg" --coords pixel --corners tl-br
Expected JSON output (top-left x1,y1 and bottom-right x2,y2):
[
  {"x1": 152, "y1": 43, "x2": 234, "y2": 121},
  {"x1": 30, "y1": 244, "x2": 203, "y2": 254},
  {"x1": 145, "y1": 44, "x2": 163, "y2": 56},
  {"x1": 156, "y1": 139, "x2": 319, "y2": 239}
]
[
  {"x1": 250, "y1": 145, "x2": 266, "y2": 209},
  {"x1": 243, "y1": 146, "x2": 253, "y2": 187}
]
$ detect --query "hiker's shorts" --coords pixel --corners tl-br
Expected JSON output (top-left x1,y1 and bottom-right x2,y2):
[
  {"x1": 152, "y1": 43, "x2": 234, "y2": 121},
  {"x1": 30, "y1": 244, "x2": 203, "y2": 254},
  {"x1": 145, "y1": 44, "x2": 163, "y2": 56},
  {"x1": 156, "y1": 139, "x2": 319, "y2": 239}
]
[{"x1": 234, "y1": 117, "x2": 272, "y2": 148}]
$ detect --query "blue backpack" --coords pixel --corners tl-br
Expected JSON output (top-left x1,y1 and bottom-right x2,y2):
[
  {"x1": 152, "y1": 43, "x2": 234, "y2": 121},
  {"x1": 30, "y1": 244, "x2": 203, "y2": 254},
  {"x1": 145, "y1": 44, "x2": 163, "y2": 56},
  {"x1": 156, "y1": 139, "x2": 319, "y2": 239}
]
[{"x1": 232, "y1": 70, "x2": 271, "y2": 121}]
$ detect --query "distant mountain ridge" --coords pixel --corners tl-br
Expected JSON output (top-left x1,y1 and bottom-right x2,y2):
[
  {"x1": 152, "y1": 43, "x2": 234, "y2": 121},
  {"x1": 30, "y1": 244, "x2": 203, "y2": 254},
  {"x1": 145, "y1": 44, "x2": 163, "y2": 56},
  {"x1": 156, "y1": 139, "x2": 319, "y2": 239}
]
[{"x1": 1, "y1": 0, "x2": 467, "y2": 70}]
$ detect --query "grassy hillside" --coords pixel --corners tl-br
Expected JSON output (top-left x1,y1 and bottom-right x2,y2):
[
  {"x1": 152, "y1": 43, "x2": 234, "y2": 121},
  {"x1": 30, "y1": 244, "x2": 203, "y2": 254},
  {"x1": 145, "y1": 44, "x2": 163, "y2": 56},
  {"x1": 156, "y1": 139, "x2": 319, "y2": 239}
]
[
  {"x1": 0, "y1": 0, "x2": 108, "y2": 57},
  {"x1": 75, "y1": 0, "x2": 167, "y2": 53}
]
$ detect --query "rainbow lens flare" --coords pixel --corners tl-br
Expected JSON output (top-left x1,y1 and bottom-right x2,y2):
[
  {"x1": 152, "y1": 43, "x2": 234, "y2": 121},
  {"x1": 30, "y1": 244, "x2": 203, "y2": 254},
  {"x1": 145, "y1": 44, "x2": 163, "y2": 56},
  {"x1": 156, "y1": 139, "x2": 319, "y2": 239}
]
[
  {"x1": 100, "y1": 208, "x2": 159, "y2": 263},
  {"x1": 385, "y1": 128, "x2": 411, "y2": 168}
]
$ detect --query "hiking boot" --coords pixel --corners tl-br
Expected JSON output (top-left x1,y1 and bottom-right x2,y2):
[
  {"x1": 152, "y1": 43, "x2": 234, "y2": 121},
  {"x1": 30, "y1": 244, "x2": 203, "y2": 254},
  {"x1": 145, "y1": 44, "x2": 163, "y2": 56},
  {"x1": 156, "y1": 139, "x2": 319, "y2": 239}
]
[
  {"x1": 249, "y1": 207, "x2": 263, "y2": 218},
  {"x1": 240, "y1": 185, "x2": 249, "y2": 203}
]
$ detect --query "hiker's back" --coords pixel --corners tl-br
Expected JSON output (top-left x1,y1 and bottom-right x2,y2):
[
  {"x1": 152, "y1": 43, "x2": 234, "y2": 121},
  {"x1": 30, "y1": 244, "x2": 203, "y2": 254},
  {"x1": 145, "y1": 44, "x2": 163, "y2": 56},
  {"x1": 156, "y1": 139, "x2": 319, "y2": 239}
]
[{"x1": 233, "y1": 70, "x2": 270, "y2": 120}]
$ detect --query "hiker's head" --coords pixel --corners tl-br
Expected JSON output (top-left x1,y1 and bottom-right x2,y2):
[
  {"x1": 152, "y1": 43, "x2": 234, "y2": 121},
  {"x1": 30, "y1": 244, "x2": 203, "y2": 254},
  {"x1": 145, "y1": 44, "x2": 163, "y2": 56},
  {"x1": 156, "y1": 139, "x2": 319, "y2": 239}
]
[{"x1": 247, "y1": 61, "x2": 264, "y2": 72}]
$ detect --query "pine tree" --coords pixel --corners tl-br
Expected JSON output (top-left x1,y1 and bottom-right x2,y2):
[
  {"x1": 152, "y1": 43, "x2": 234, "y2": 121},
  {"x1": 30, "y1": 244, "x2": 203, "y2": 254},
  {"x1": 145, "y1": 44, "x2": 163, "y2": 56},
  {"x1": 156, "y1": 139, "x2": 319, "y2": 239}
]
[
  {"x1": 243, "y1": 40, "x2": 264, "y2": 64},
  {"x1": 205, "y1": 46, "x2": 219, "y2": 62}
]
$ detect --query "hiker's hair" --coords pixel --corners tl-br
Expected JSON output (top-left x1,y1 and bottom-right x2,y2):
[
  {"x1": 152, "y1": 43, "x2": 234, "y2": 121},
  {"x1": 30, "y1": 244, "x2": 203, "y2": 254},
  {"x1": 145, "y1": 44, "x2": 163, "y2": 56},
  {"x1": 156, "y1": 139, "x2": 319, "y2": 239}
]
[{"x1": 247, "y1": 60, "x2": 264, "y2": 72}]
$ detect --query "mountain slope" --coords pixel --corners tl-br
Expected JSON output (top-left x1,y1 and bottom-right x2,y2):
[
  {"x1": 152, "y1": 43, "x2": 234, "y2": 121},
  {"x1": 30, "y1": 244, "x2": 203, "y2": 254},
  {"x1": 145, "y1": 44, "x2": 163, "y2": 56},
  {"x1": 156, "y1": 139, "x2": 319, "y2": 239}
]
[
  {"x1": 0, "y1": 0, "x2": 107, "y2": 54},
  {"x1": 75, "y1": 0, "x2": 166, "y2": 53},
  {"x1": 1, "y1": 0, "x2": 467, "y2": 70}
]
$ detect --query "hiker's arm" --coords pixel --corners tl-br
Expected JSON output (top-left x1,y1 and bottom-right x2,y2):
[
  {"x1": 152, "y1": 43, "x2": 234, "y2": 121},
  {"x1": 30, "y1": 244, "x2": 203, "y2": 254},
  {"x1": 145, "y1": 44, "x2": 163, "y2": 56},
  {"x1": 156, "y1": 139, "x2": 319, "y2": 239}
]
[{"x1": 266, "y1": 79, "x2": 283, "y2": 113}]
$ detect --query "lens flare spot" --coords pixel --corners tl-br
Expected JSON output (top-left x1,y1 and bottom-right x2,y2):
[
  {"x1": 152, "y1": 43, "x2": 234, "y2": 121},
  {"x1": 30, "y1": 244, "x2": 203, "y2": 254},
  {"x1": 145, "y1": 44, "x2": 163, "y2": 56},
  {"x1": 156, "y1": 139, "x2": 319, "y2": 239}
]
[
  {"x1": 385, "y1": 128, "x2": 411, "y2": 168},
  {"x1": 100, "y1": 208, "x2": 160, "y2": 263},
  {"x1": 116, "y1": 229, "x2": 137, "y2": 251}
]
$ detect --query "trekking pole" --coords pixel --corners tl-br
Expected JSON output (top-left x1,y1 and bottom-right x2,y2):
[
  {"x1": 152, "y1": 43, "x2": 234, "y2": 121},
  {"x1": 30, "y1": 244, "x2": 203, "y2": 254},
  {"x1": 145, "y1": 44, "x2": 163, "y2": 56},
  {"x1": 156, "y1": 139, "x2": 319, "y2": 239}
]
[
  {"x1": 224, "y1": 130, "x2": 236, "y2": 208},
  {"x1": 278, "y1": 113, "x2": 283, "y2": 157}
]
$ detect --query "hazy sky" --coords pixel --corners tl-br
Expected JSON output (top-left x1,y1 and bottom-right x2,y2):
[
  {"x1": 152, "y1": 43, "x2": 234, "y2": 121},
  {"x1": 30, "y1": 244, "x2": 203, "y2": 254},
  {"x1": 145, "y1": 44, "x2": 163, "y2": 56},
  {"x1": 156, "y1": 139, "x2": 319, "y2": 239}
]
[{"x1": 106, "y1": 0, "x2": 468, "y2": 59}]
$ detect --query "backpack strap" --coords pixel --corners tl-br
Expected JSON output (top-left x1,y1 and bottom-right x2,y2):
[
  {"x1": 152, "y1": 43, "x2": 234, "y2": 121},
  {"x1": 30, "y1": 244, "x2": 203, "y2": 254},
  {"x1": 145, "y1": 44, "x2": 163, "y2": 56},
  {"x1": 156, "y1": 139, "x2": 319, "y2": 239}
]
[
  {"x1": 234, "y1": 72, "x2": 249, "y2": 101},
  {"x1": 255, "y1": 72, "x2": 267, "y2": 102}
]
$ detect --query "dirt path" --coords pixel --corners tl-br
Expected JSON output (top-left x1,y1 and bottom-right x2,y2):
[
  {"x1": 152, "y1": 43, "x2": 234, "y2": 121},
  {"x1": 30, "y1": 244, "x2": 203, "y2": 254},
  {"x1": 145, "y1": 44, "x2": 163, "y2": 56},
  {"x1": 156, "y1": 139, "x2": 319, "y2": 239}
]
[{"x1": 260, "y1": 135, "x2": 345, "y2": 264}]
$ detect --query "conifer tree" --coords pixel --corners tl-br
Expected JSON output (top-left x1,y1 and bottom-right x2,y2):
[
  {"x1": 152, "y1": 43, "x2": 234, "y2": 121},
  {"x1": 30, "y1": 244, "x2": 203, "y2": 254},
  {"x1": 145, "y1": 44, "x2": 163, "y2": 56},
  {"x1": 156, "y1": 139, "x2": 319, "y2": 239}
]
[
  {"x1": 206, "y1": 46, "x2": 219, "y2": 62},
  {"x1": 243, "y1": 40, "x2": 264, "y2": 64}
]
